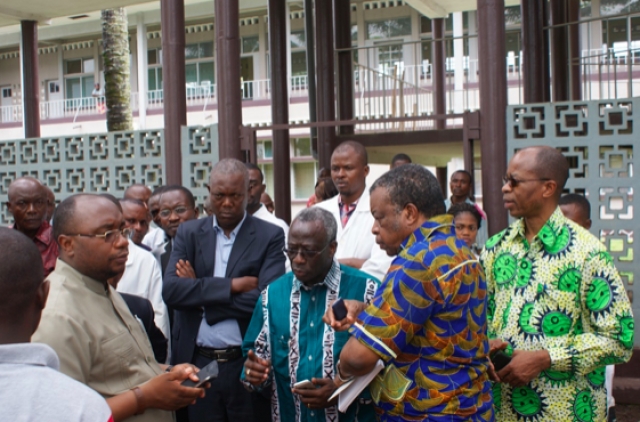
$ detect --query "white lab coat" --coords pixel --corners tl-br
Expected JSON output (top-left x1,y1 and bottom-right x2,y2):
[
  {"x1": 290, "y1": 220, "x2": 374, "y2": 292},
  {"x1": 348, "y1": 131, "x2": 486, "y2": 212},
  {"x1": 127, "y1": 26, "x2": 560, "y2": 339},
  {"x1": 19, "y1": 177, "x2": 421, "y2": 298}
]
[
  {"x1": 253, "y1": 203, "x2": 291, "y2": 272},
  {"x1": 315, "y1": 187, "x2": 393, "y2": 281}
]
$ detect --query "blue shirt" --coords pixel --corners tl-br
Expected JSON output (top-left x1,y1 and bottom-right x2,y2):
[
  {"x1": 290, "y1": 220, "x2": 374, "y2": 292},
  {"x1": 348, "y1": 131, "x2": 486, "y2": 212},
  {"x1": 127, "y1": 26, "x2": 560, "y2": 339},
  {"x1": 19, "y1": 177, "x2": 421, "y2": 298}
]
[{"x1": 196, "y1": 213, "x2": 247, "y2": 348}]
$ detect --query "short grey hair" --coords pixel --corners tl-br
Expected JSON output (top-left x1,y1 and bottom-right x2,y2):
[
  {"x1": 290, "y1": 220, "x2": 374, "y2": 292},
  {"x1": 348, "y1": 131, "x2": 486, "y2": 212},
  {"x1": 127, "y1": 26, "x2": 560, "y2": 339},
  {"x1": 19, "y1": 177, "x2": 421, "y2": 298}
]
[
  {"x1": 210, "y1": 158, "x2": 249, "y2": 189},
  {"x1": 293, "y1": 207, "x2": 337, "y2": 244}
]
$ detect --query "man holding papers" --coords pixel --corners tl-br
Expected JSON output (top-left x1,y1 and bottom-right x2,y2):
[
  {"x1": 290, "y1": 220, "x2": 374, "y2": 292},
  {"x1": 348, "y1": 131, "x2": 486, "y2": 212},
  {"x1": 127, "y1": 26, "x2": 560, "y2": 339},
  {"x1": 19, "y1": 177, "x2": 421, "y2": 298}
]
[
  {"x1": 327, "y1": 165, "x2": 494, "y2": 422},
  {"x1": 242, "y1": 208, "x2": 379, "y2": 422}
]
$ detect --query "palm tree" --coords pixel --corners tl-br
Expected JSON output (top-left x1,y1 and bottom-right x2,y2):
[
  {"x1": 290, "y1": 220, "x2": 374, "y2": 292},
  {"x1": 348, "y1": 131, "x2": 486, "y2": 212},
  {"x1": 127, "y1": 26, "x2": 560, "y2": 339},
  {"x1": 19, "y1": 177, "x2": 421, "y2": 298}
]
[{"x1": 101, "y1": 8, "x2": 133, "y2": 131}]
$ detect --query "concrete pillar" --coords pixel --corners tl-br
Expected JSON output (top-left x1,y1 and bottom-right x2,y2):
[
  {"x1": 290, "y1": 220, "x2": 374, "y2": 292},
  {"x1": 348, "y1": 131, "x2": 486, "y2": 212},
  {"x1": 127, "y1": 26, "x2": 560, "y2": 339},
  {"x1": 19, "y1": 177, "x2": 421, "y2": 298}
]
[
  {"x1": 315, "y1": 0, "x2": 336, "y2": 170},
  {"x1": 161, "y1": 0, "x2": 186, "y2": 184},
  {"x1": 215, "y1": 0, "x2": 243, "y2": 160},
  {"x1": 432, "y1": 18, "x2": 446, "y2": 129},
  {"x1": 477, "y1": 0, "x2": 508, "y2": 234},
  {"x1": 20, "y1": 21, "x2": 41, "y2": 138},
  {"x1": 521, "y1": 0, "x2": 550, "y2": 103},
  {"x1": 268, "y1": 0, "x2": 292, "y2": 223},
  {"x1": 453, "y1": 12, "x2": 464, "y2": 113},
  {"x1": 136, "y1": 14, "x2": 148, "y2": 129}
]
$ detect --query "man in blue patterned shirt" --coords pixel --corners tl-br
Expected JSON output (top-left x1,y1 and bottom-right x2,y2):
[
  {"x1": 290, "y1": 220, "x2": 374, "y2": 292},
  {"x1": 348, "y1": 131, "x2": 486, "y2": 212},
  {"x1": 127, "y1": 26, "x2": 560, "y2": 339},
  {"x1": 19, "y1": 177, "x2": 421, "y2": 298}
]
[{"x1": 242, "y1": 207, "x2": 379, "y2": 422}]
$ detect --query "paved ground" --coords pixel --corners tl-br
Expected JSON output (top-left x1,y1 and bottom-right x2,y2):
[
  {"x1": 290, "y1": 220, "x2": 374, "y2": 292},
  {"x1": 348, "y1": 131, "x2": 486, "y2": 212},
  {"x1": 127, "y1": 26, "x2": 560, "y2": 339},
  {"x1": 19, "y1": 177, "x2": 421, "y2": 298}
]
[{"x1": 616, "y1": 405, "x2": 640, "y2": 422}]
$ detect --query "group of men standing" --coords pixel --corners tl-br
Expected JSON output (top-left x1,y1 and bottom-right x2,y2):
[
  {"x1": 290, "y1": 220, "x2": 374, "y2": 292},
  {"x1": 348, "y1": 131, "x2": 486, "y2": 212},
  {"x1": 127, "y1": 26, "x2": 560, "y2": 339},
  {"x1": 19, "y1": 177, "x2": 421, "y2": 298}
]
[{"x1": 0, "y1": 141, "x2": 634, "y2": 422}]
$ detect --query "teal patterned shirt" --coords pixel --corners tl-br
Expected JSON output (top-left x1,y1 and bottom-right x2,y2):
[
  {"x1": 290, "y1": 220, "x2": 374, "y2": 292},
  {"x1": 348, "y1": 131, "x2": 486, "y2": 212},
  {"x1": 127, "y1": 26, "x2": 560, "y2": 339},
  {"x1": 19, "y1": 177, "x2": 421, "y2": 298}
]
[
  {"x1": 242, "y1": 262, "x2": 379, "y2": 422},
  {"x1": 480, "y1": 207, "x2": 634, "y2": 422}
]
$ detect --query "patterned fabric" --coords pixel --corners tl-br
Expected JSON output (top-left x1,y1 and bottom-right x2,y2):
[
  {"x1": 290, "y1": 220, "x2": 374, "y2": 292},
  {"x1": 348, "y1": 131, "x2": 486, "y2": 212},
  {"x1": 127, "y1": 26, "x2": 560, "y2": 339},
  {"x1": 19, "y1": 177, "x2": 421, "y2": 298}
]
[
  {"x1": 338, "y1": 197, "x2": 357, "y2": 228},
  {"x1": 350, "y1": 214, "x2": 494, "y2": 422},
  {"x1": 242, "y1": 261, "x2": 379, "y2": 422},
  {"x1": 480, "y1": 207, "x2": 634, "y2": 422}
]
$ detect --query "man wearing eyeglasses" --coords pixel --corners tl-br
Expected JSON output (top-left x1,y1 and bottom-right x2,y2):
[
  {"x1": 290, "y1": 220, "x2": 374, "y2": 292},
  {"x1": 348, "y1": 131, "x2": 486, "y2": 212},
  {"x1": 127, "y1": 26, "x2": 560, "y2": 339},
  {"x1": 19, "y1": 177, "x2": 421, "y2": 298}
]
[
  {"x1": 241, "y1": 207, "x2": 378, "y2": 422},
  {"x1": 163, "y1": 159, "x2": 286, "y2": 422},
  {"x1": 481, "y1": 146, "x2": 633, "y2": 422},
  {"x1": 6, "y1": 177, "x2": 58, "y2": 277},
  {"x1": 32, "y1": 194, "x2": 208, "y2": 422}
]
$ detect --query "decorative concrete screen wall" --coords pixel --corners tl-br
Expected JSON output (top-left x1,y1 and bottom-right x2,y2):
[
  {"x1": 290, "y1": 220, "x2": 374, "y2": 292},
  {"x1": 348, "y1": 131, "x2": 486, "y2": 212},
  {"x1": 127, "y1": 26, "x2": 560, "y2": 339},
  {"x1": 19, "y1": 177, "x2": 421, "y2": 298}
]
[
  {"x1": 0, "y1": 124, "x2": 218, "y2": 225},
  {"x1": 507, "y1": 98, "x2": 638, "y2": 346}
]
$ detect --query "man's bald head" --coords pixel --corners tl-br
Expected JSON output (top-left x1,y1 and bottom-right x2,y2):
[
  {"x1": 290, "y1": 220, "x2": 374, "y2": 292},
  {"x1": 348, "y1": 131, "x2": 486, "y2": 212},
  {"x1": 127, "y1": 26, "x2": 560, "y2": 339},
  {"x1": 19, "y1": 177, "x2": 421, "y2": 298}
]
[
  {"x1": 332, "y1": 140, "x2": 368, "y2": 167},
  {"x1": 0, "y1": 227, "x2": 47, "y2": 341},
  {"x1": 124, "y1": 184, "x2": 152, "y2": 204},
  {"x1": 524, "y1": 146, "x2": 569, "y2": 198},
  {"x1": 7, "y1": 177, "x2": 44, "y2": 201}
]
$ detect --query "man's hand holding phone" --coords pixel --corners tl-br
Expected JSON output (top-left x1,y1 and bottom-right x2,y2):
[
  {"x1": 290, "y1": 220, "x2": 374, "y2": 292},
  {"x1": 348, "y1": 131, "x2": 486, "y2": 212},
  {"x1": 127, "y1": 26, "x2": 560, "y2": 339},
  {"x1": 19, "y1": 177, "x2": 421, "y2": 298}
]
[{"x1": 322, "y1": 298, "x2": 368, "y2": 332}]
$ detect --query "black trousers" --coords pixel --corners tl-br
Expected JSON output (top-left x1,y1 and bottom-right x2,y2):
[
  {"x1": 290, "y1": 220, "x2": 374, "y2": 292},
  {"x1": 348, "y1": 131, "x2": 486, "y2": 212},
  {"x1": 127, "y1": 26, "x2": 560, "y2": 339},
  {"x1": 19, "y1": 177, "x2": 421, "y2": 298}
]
[{"x1": 188, "y1": 351, "x2": 271, "y2": 422}]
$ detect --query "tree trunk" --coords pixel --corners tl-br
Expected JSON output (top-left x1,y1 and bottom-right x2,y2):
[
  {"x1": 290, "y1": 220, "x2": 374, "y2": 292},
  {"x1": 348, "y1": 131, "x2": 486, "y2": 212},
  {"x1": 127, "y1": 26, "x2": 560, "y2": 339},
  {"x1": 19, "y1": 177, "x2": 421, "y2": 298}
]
[{"x1": 101, "y1": 8, "x2": 133, "y2": 131}]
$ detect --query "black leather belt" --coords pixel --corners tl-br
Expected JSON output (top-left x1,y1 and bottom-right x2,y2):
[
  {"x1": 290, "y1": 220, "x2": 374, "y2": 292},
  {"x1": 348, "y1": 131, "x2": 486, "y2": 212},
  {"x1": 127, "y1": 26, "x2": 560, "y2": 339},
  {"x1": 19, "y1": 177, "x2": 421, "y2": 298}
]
[{"x1": 196, "y1": 346, "x2": 242, "y2": 362}]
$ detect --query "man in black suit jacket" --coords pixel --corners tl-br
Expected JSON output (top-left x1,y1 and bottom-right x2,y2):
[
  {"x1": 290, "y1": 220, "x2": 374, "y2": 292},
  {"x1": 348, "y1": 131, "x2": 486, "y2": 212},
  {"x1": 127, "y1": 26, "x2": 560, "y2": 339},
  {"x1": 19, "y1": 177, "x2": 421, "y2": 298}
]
[
  {"x1": 163, "y1": 159, "x2": 286, "y2": 422},
  {"x1": 120, "y1": 292, "x2": 168, "y2": 363}
]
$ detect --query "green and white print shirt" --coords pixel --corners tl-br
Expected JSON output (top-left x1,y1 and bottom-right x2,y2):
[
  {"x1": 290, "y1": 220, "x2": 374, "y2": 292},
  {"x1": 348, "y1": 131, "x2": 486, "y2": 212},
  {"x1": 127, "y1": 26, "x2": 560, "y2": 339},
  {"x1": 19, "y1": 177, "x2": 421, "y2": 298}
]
[{"x1": 480, "y1": 208, "x2": 633, "y2": 422}]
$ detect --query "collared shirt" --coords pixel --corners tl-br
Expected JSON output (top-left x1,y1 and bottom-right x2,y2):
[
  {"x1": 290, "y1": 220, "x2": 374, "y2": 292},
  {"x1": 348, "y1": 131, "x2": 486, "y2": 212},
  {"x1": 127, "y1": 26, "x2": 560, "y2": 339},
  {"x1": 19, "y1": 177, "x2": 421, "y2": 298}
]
[
  {"x1": 351, "y1": 215, "x2": 493, "y2": 422},
  {"x1": 338, "y1": 195, "x2": 359, "y2": 228},
  {"x1": 480, "y1": 207, "x2": 634, "y2": 422},
  {"x1": 12, "y1": 221, "x2": 59, "y2": 277},
  {"x1": 196, "y1": 213, "x2": 247, "y2": 348},
  {"x1": 32, "y1": 259, "x2": 173, "y2": 422},
  {"x1": 142, "y1": 226, "x2": 168, "y2": 267},
  {"x1": 253, "y1": 203, "x2": 290, "y2": 271},
  {"x1": 0, "y1": 342, "x2": 113, "y2": 422},
  {"x1": 242, "y1": 261, "x2": 379, "y2": 422},
  {"x1": 117, "y1": 242, "x2": 171, "y2": 354}
]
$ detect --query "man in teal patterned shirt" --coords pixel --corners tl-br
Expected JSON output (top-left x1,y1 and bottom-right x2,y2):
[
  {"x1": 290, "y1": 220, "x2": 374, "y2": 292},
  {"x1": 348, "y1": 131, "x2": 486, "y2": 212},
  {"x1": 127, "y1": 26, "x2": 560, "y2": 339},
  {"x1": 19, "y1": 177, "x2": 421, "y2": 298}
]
[
  {"x1": 242, "y1": 207, "x2": 378, "y2": 422},
  {"x1": 481, "y1": 146, "x2": 633, "y2": 421}
]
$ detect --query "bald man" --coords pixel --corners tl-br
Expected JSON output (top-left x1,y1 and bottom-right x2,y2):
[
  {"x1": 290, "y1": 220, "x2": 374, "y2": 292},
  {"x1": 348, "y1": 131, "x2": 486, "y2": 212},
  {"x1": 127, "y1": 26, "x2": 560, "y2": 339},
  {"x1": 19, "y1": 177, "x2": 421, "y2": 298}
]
[
  {"x1": 315, "y1": 140, "x2": 393, "y2": 281},
  {"x1": 6, "y1": 177, "x2": 58, "y2": 277},
  {"x1": 0, "y1": 227, "x2": 113, "y2": 421},
  {"x1": 481, "y1": 146, "x2": 633, "y2": 422},
  {"x1": 124, "y1": 183, "x2": 153, "y2": 204},
  {"x1": 33, "y1": 194, "x2": 206, "y2": 422}
]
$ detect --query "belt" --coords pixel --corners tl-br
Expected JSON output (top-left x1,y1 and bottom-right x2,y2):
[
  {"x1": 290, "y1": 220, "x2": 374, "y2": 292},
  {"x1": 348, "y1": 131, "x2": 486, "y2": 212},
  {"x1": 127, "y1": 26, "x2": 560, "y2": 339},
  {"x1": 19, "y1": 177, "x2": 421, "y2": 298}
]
[{"x1": 195, "y1": 346, "x2": 242, "y2": 362}]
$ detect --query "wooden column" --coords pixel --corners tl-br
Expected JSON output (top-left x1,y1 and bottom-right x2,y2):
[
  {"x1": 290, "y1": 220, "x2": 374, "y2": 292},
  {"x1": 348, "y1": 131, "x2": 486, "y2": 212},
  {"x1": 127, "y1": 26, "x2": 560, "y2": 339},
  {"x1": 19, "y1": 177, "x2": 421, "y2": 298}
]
[
  {"x1": 521, "y1": 0, "x2": 550, "y2": 103},
  {"x1": 335, "y1": 0, "x2": 354, "y2": 135},
  {"x1": 432, "y1": 18, "x2": 446, "y2": 129},
  {"x1": 20, "y1": 21, "x2": 41, "y2": 138},
  {"x1": 315, "y1": 0, "x2": 336, "y2": 170}
]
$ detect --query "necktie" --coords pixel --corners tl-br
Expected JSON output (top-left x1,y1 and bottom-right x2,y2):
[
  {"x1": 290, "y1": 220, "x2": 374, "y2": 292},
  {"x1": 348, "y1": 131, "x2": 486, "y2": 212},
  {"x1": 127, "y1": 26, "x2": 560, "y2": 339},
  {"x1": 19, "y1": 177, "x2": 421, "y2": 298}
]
[{"x1": 341, "y1": 202, "x2": 356, "y2": 228}]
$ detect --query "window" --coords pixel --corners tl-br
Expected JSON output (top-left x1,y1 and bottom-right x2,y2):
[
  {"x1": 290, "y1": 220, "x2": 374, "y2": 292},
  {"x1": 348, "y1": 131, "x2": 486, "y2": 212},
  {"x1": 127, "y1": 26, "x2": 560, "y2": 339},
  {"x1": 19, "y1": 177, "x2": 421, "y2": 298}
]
[
  {"x1": 290, "y1": 31, "x2": 306, "y2": 49},
  {"x1": 293, "y1": 162, "x2": 316, "y2": 199},
  {"x1": 366, "y1": 17, "x2": 411, "y2": 40},
  {"x1": 185, "y1": 42, "x2": 214, "y2": 59},
  {"x1": 148, "y1": 48, "x2": 162, "y2": 65},
  {"x1": 186, "y1": 62, "x2": 215, "y2": 85},
  {"x1": 291, "y1": 52, "x2": 308, "y2": 76},
  {"x1": 378, "y1": 44, "x2": 404, "y2": 72},
  {"x1": 1, "y1": 88, "x2": 11, "y2": 98},
  {"x1": 293, "y1": 138, "x2": 312, "y2": 157},
  {"x1": 48, "y1": 81, "x2": 60, "y2": 93},
  {"x1": 64, "y1": 58, "x2": 94, "y2": 75},
  {"x1": 65, "y1": 76, "x2": 94, "y2": 99},
  {"x1": 242, "y1": 36, "x2": 259, "y2": 54}
]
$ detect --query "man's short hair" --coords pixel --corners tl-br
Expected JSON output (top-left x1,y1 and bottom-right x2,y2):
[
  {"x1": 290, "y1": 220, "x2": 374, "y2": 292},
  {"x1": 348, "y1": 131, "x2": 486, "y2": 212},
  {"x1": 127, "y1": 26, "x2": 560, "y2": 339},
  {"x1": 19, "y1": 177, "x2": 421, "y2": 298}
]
[
  {"x1": 391, "y1": 153, "x2": 412, "y2": 165},
  {"x1": 559, "y1": 193, "x2": 591, "y2": 218},
  {"x1": 245, "y1": 162, "x2": 264, "y2": 183},
  {"x1": 293, "y1": 207, "x2": 337, "y2": 244},
  {"x1": 527, "y1": 146, "x2": 570, "y2": 194},
  {"x1": 53, "y1": 194, "x2": 122, "y2": 240},
  {"x1": 333, "y1": 140, "x2": 368, "y2": 166},
  {"x1": 0, "y1": 228, "x2": 44, "y2": 321},
  {"x1": 452, "y1": 169, "x2": 473, "y2": 183},
  {"x1": 371, "y1": 164, "x2": 445, "y2": 218},
  {"x1": 161, "y1": 185, "x2": 196, "y2": 208},
  {"x1": 150, "y1": 185, "x2": 169, "y2": 198},
  {"x1": 210, "y1": 158, "x2": 250, "y2": 189}
]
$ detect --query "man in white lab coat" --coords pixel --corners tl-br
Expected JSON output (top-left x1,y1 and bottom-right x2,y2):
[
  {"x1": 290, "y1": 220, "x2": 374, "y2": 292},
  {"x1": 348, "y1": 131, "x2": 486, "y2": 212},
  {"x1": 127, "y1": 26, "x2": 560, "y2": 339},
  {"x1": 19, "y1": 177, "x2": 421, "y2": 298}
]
[{"x1": 315, "y1": 141, "x2": 392, "y2": 281}]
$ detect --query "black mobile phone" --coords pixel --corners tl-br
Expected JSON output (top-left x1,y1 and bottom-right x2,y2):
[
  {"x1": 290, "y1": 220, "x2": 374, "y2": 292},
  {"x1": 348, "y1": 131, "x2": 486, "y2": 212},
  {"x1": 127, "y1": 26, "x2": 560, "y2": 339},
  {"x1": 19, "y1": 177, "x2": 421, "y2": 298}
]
[
  {"x1": 490, "y1": 350, "x2": 512, "y2": 372},
  {"x1": 181, "y1": 360, "x2": 219, "y2": 388},
  {"x1": 332, "y1": 298, "x2": 348, "y2": 320}
]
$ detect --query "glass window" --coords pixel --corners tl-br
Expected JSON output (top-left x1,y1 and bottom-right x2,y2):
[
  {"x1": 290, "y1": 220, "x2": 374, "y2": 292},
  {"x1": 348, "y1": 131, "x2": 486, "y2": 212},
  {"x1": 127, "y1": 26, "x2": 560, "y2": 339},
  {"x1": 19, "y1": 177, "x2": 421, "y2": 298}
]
[
  {"x1": 242, "y1": 36, "x2": 260, "y2": 53},
  {"x1": 66, "y1": 76, "x2": 94, "y2": 99},
  {"x1": 261, "y1": 164, "x2": 274, "y2": 200},
  {"x1": 351, "y1": 25, "x2": 358, "y2": 41},
  {"x1": 421, "y1": 16, "x2": 432, "y2": 34},
  {"x1": 293, "y1": 138, "x2": 312, "y2": 157},
  {"x1": 148, "y1": 49, "x2": 162, "y2": 65},
  {"x1": 293, "y1": 162, "x2": 316, "y2": 199},
  {"x1": 185, "y1": 44, "x2": 200, "y2": 59},
  {"x1": 185, "y1": 42, "x2": 213, "y2": 59},
  {"x1": 290, "y1": 31, "x2": 306, "y2": 49},
  {"x1": 291, "y1": 51, "x2": 307, "y2": 76},
  {"x1": 185, "y1": 63, "x2": 198, "y2": 83},
  {"x1": 65, "y1": 59, "x2": 82, "y2": 75},
  {"x1": 378, "y1": 44, "x2": 404, "y2": 72},
  {"x1": 83, "y1": 58, "x2": 95, "y2": 73},
  {"x1": 199, "y1": 62, "x2": 215, "y2": 84},
  {"x1": 200, "y1": 42, "x2": 214, "y2": 58},
  {"x1": 366, "y1": 17, "x2": 411, "y2": 40},
  {"x1": 601, "y1": 0, "x2": 640, "y2": 15},
  {"x1": 504, "y1": 6, "x2": 521, "y2": 26},
  {"x1": 263, "y1": 140, "x2": 273, "y2": 158}
]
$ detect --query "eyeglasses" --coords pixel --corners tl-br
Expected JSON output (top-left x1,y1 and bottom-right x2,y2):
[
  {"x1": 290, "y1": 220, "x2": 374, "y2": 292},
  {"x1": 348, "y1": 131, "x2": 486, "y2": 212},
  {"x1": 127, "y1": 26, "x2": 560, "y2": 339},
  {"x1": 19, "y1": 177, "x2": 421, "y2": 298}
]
[
  {"x1": 159, "y1": 206, "x2": 193, "y2": 218},
  {"x1": 11, "y1": 199, "x2": 47, "y2": 210},
  {"x1": 502, "y1": 174, "x2": 551, "y2": 188},
  {"x1": 283, "y1": 243, "x2": 330, "y2": 260},
  {"x1": 67, "y1": 227, "x2": 131, "y2": 243}
]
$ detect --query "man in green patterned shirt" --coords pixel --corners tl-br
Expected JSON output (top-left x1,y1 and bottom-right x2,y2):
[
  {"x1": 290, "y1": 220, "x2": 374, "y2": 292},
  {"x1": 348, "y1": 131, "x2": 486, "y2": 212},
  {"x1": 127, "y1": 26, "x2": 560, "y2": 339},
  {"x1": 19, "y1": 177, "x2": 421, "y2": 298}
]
[{"x1": 481, "y1": 145, "x2": 633, "y2": 422}]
